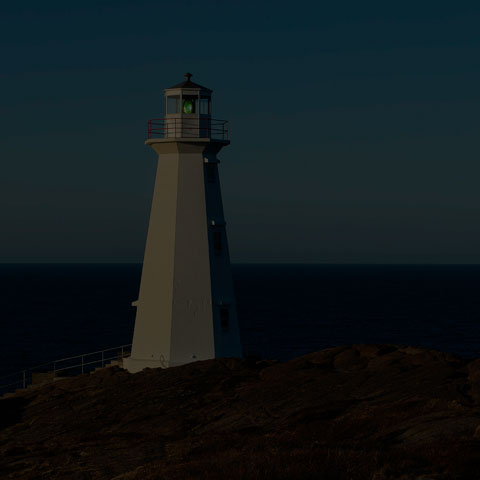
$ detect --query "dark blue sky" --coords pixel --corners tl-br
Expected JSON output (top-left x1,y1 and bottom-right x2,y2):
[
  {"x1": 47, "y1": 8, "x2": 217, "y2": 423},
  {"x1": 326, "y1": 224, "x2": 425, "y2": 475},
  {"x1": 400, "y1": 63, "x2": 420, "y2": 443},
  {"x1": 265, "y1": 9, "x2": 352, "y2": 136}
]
[{"x1": 1, "y1": 1, "x2": 480, "y2": 263}]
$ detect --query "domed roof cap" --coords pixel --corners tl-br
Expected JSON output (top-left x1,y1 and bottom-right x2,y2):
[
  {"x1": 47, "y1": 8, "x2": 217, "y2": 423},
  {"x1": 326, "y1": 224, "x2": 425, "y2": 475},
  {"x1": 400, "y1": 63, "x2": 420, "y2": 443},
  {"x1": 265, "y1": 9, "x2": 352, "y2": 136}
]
[{"x1": 166, "y1": 73, "x2": 212, "y2": 92}]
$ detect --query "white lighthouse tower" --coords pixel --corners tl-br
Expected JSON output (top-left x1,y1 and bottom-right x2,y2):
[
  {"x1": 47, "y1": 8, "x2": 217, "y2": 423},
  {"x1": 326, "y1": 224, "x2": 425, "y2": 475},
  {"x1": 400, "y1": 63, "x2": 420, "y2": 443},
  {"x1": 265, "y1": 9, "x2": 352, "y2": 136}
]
[{"x1": 123, "y1": 73, "x2": 242, "y2": 373}]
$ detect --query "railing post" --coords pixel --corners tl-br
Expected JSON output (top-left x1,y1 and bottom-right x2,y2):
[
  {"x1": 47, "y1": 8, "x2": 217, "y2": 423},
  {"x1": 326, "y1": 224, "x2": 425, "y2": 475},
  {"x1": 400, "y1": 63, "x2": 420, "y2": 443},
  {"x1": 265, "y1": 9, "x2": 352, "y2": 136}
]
[
  {"x1": 23, "y1": 370, "x2": 26, "y2": 389},
  {"x1": 81, "y1": 355, "x2": 84, "y2": 374},
  {"x1": 102, "y1": 350, "x2": 104, "y2": 368},
  {"x1": 121, "y1": 346, "x2": 124, "y2": 358},
  {"x1": 53, "y1": 361, "x2": 56, "y2": 377}
]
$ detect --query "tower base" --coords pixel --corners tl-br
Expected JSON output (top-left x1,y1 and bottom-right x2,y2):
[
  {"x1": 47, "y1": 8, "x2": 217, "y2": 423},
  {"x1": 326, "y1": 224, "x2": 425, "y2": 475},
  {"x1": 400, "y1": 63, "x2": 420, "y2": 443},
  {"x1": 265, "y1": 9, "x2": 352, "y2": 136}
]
[{"x1": 122, "y1": 355, "x2": 208, "y2": 373}]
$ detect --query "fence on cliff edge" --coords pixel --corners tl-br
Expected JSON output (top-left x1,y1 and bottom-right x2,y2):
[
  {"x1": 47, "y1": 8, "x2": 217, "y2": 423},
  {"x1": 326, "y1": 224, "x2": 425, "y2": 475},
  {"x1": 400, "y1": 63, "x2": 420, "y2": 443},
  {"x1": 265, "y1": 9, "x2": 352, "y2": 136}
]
[{"x1": 0, "y1": 344, "x2": 132, "y2": 397}]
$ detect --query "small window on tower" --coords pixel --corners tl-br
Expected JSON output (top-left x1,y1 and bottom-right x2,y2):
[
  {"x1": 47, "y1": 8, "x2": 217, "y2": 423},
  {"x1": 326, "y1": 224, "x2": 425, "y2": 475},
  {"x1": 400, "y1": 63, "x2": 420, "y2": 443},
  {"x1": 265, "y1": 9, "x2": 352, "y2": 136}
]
[
  {"x1": 220, "y1": 307, "x2": 229, "y2": 331},
  {"x1": 213, "y1": 231, "x2": 222, "y2": 252},
  {"x1": 167, "y1": 96, "x2": 179, "y2": 113},
  {"x1": 206, "y1": 163, "x2": 216, "y2": 183}
]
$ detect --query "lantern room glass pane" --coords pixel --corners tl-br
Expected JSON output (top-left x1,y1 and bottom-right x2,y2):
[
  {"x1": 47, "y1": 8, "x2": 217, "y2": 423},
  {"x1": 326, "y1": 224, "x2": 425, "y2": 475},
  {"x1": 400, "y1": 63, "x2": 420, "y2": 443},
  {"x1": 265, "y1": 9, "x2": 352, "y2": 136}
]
[
  {"x1": 182, "y1": 96, "x2": 197, "y2": 114},
  {"x1": 167, "y1": 96, "x2": 179, "y2": 114},
  {"x1": 200, "y1": 98, "x2": 210, "y2": 114}
]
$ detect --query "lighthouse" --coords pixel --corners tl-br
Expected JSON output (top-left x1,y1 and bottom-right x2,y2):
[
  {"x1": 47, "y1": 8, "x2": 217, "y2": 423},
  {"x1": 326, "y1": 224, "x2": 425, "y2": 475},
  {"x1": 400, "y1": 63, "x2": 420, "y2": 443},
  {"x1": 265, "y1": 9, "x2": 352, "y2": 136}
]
[{"x1": 123, "y1": 73, "x2": 242, "y2": 373}]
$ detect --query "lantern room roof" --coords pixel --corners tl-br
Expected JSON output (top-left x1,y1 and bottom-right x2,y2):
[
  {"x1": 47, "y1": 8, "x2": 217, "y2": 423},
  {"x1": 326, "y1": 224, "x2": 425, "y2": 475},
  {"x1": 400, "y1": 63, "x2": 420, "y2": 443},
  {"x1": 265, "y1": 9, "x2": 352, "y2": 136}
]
[{"x1": 166, "y1": 73, "x2": 212, "y2": 93}]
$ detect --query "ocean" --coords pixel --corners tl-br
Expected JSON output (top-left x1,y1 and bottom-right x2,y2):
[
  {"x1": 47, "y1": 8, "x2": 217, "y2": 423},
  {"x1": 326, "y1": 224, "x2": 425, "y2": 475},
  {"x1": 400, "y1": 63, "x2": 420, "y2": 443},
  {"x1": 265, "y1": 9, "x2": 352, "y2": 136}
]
[{"x1": 1, "y1": 264, "x2": 480, "y2": 383}]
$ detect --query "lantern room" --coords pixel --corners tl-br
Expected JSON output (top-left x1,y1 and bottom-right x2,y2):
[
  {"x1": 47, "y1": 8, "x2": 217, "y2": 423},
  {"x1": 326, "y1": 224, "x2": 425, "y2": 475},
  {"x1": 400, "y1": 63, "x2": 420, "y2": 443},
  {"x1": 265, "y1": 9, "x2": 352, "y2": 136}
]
[
  {"x1": 147, "y1": 73, "x2": 228, "y2": 140},
  {"x1": 165, "y1": 72, "x2": 212, "y2": 117},
  {"x1": 164, "y1": 72, "x2": 211, "y2": 138}
]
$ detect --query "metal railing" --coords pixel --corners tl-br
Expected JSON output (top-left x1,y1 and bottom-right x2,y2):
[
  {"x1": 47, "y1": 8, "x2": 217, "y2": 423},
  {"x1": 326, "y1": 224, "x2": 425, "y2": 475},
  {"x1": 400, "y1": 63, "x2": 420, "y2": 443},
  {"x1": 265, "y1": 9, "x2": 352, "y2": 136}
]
[
  {"x1": 147, "y1": 117, "x2": 229, "y2": 140},
  {"x1": 0, "y1": 344, "x2": 131, "y2": 397}
]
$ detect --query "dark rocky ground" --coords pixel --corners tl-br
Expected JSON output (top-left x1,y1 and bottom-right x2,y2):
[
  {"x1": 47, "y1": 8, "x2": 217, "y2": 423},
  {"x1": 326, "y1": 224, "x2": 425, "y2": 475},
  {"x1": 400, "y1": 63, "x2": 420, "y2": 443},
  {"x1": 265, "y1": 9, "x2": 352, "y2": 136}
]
[{"x1": 2, "y1": 344, "x2": 480, "y2": 479}]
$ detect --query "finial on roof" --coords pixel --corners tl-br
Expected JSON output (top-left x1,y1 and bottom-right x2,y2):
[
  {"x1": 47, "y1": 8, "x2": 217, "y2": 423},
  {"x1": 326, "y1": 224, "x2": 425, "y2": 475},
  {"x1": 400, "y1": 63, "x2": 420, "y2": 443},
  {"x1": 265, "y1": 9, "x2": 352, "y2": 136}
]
[{"x1": 166, "y1": 73, "x2": 211, "y2": 91}]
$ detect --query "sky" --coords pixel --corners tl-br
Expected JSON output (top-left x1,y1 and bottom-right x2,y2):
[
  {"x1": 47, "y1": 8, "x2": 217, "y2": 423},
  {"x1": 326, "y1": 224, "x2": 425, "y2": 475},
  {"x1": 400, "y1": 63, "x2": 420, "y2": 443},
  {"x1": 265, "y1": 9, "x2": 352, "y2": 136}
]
[{"x1": 1, "y1": 0, "x2": 480, "y2": 263}]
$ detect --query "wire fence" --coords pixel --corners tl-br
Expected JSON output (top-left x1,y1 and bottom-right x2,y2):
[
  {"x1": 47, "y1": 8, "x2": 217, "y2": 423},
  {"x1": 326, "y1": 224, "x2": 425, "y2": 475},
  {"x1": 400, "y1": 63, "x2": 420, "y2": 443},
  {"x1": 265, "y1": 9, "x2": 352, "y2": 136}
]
[{"x1": 0, "y1": 344, "x2": 131, "y2": 397}]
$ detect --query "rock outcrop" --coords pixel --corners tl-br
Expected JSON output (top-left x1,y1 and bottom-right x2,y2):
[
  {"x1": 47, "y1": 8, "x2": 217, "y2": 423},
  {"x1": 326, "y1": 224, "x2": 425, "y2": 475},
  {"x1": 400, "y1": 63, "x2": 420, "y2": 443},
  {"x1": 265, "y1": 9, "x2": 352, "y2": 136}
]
[{"x1": 2, "y1": 344, "x2": 480, "y2": 479}]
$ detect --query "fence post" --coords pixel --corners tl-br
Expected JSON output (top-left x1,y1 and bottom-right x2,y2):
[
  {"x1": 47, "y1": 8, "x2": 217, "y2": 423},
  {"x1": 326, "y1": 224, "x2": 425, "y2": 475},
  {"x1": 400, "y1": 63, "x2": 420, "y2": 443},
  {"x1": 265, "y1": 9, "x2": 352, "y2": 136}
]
[
  {"x1": 81, "y1": 355, "x2": 84, "y2": 374},
  {"x1": 23, "y1": 370, "x2": 26, "y2": 389},
  {"x1": 53, "y1": 361, "x2": 56, "y2": 377},
  {"x1": 102, "y1": 350, "x2": 104, "y2": 368},
  {"x1": 121, "y1": 346, "x2": 124, "y2": 358}
]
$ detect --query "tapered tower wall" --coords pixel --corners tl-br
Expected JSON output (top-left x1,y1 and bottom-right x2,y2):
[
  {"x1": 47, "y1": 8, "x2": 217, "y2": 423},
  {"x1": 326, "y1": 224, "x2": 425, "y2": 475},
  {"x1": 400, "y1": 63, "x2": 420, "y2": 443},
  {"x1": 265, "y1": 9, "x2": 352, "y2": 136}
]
[
  {"x1": 203, "y1": 157, "x2": 242, "y2": 358},
  {"x1": 128, "y1": 153, "x2": 178, "y2": 367},
  {"x1": 124, "y1": 139, "x2": 240, "y2": 373},
  {"x1": 169, "y1": 150, "x2": 215, "y2": 366}
]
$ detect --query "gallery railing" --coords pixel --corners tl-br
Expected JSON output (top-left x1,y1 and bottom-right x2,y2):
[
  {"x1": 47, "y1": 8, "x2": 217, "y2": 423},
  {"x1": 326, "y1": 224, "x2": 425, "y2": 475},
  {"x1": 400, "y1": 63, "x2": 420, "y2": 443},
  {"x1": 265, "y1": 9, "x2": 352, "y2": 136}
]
[
  {"x1": 0, "y1": 344, "x2": 132, "y2": 397},
  {"x1": 147, "y1": 117, "x2": 229, "y2": 140}
]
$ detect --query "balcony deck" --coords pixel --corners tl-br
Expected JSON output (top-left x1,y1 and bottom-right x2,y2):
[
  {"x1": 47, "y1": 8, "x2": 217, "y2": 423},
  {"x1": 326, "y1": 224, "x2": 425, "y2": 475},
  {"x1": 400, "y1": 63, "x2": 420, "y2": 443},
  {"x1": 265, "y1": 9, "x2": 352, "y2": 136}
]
[{"x1": 147, "y1": 117, "x2": 229, "y2": 141}]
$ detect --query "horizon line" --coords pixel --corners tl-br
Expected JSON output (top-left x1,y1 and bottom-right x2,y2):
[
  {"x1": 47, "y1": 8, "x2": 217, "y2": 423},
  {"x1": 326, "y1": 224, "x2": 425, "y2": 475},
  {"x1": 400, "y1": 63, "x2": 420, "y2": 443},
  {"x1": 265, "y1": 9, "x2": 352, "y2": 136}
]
[{"x1": 1, "y1": 262, "x2": 480, "y2": 266}]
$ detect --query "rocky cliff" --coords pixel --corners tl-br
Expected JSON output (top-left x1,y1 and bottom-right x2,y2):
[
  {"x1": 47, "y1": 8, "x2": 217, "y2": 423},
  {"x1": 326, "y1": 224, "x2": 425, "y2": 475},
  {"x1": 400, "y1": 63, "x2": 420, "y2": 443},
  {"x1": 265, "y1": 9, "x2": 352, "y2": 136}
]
[{"x1": 2, "y1": 344, "x2": 480, "y2": 479}]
